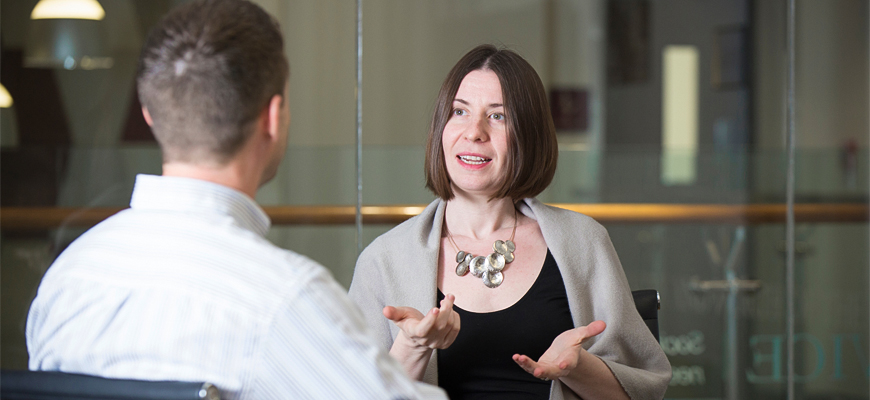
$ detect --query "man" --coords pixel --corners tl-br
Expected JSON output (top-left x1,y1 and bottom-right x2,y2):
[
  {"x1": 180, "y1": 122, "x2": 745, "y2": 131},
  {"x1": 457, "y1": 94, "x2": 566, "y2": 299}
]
[{"x1": 25, "y1": 1, "x2": 445, "y2": 398}]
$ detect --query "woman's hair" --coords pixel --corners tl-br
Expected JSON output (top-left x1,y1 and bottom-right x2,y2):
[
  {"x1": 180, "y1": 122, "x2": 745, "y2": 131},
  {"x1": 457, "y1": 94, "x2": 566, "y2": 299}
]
[
  {"x1": 424, "y1": 44, "x2": 558, "y2": 201},
  {"x1": 136, "y1": 0, "x2": 289, "y2": 164}
]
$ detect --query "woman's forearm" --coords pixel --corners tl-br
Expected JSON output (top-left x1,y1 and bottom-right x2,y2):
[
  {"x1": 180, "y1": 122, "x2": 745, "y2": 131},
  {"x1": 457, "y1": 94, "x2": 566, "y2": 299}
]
[
  {"x1": 389, "y1": 333, "x2": 434, "y2": 381},
  {"x1": 560, "y1": 351, "x2": 630, "y2": 400}
]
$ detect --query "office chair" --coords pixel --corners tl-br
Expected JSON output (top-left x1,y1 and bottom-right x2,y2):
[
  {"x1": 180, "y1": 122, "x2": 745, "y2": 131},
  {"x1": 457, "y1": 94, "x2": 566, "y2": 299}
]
[
  {"x1": 0, "y1": 370, "x2": 220, "y2": 400},
  {"x1": 631, "y1": 289, "x2": 660, "y2": 342}
]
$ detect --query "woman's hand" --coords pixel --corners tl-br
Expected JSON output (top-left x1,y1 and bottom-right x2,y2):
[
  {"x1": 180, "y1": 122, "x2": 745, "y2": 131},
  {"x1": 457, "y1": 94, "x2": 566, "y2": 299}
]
[
  {"x1": 384, "y1": 294, "x2": 461, "y2": 380},
  {"x1": 384, "y1": 294, "x2": 461, "y2": 350},
  {"x1": 512, "y1": 320, "x2": 606, "y2": 381}
]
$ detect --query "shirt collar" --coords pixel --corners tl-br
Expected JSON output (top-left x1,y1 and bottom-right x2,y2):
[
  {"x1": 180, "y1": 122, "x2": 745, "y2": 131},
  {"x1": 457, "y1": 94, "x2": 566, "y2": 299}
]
[{"x1": 130, "y1": 174, "x2": 271, "y2": 237}]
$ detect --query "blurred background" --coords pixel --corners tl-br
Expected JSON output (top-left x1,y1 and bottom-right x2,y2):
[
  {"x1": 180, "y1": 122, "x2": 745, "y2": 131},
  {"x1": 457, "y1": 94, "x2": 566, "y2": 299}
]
[{"x1": 1, "y1": 0, "x2": 868, "y2": 398}]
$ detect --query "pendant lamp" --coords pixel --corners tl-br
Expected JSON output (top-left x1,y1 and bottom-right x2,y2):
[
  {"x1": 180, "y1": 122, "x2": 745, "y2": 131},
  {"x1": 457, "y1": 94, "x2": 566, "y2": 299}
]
[
  {"x1": 0, "y1": 84, "x2": 12, "y2": 108},
  {"x1": 25, "y1": 0, "x2": 112, "y2": 70},
  {"x1": 31, "y1": 0, "x2": 105, "y2": 20}
]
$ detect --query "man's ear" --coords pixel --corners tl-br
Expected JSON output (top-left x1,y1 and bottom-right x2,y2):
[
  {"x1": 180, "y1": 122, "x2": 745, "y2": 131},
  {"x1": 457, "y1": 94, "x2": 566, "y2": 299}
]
[
  {"x1": 264, "y1": 94, "x2": 284, "y2": 141},
  {"x1": 141, "y1": 107, "x2": 154, "y2": 126}
]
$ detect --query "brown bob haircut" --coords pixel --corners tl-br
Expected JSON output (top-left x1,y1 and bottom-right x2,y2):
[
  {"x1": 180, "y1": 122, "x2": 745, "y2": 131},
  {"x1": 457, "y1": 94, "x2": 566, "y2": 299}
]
[
  {"x1": 136, "y1": 0, "x2": 289, "y2": 164},
  {"x1": 425, "y1": 44, "x2": 558, "y2": 201}
]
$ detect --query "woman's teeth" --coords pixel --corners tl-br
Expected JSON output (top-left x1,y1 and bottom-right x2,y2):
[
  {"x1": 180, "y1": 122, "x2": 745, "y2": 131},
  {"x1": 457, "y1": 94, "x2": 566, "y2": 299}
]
[{"x1": 459, "y1": 155, "x2": 490, "y2": 165}]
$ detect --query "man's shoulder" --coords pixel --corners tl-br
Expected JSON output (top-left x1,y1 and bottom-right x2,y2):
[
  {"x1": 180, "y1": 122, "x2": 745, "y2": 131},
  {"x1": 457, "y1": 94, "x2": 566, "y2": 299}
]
[{"x1": 50, "y1": 207, "x2": 328, "y2": 299}]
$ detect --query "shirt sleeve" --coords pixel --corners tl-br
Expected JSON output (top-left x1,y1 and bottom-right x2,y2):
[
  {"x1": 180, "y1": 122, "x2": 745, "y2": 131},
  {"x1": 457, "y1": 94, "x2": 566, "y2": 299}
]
[{"x1": 250, "y1": 268, "x2": 446, "y2": 399}]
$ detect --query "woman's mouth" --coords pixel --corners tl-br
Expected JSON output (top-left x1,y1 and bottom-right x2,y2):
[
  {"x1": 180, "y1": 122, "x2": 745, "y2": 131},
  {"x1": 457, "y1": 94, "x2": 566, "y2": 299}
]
[{"x1": 458, "y1": 155, "x2": 491, "y2": 165}]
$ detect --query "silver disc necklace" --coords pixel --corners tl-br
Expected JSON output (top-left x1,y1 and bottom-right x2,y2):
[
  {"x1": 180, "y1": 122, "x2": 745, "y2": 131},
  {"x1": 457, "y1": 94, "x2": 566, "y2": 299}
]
[{"x1": 445, "y1": 208, "x2": 517, "y2": 288}]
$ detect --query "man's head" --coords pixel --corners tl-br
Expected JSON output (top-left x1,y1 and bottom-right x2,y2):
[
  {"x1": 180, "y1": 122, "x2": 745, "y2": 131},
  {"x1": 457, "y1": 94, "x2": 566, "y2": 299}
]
[{"x1": 137, "y1": 0, "x2": 289, "y2": 165}]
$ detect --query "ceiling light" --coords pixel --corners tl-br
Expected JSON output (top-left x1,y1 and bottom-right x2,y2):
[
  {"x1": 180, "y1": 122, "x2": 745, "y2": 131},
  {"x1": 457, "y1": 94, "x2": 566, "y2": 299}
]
[
  {"x1": 0, "y1": 84, "x2": 12, "y2": 108},
  {"x1": 31, "y1": 0, "x2": 105, "y2": 21}
]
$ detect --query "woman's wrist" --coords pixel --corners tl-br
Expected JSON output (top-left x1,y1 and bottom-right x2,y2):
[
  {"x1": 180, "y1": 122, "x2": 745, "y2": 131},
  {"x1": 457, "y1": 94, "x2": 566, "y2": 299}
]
[
  {"x1": 560, "y1": 350, "x2": 629, "y2": 400},
  {"x1": 561, "y1": 348, "x2": 595, "y2": 380},
  {"x1": 390, "y1": 331, "x2": 434, "y2": 380}
]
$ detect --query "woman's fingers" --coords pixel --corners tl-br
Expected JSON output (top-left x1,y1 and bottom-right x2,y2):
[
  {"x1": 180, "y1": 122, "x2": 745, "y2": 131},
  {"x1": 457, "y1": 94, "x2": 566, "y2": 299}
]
[
  {"x1": 434, "y1": 294, "x2": 455, "y2": 330},
  {"x1": 515, "y1": 325, "x2": 590, "y2": 381},
  {"x1": 383, "y1": 305, "x2": 433, "y2": 341},
  {"x1": 413, "y1": 307, "x2": 440, "y2": 336},
  {"x1": 382, "y1": 306, "x2": 404, "y2": 322},
  {"x1": 442, "y1": 321, "x2": 461, "y2": 348},
  {"x1": 438, "y1": 294, "x2": 461, "y2": 344},
  {"x1": 383, "y1": 306, "x2": 422, "y2": 324},
  {"x1": 444, "y1": 306, "x2": 461, "y2": 346},
  {"x1": 578, "y1": 320, "x2": 606, "y2": 342},
  {"x1": 432, "y1": 313, "x2": 458, "y2": 348},
  {"x1": 513, "y1": 354, "x2": 546, "y2": 378},
  {"x1": 440, "y1": 293, "x2": 455, "y2": 311},
  {"x1": 383, "y1": 296, "x2": 461, "y2": 348},
  {"x1": 511, "y1": 321, "x2": 608, "y2": 382}
]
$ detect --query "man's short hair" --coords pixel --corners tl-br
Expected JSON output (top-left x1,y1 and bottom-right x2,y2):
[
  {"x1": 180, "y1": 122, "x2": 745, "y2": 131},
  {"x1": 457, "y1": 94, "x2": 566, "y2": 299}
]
[
  {"x1": 137, "y1": 0, "x2": 289, "y2": 164},
  {"x1": 425, "y1": 44, "x2": 558, "y2": 201}
]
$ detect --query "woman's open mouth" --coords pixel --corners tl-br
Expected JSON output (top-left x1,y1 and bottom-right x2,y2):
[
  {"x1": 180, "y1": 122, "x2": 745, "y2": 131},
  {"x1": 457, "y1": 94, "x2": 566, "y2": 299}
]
[{"x1": 458, "y1": 155, "x2": 491, "y2": 165}]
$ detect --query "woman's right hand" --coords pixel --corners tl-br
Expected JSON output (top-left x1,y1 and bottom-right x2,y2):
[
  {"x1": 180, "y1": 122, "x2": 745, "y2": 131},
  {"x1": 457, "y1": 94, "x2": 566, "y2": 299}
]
[
  {"x1": 384, "y1": 294, "x2": 461, "y2": 380},
  {"x1": 384, "y1": 293, "x2": 461, "y2": 350}
]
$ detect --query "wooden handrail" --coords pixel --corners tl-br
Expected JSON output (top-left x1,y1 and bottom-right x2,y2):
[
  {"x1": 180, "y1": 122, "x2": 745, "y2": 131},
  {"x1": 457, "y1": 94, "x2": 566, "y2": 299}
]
[{"x1": 1, "y1": 204, "x2": 867, "y2": 231}]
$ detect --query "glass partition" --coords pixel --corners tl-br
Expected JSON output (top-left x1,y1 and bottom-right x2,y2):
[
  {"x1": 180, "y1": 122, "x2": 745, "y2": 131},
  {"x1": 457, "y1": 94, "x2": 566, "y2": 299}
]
[
  {"x1": 357, "y1": 1, "x2": 869, "y2": 399},
  {"x1": 1, "y1": 1, "x2": 868, "y2": 399}
]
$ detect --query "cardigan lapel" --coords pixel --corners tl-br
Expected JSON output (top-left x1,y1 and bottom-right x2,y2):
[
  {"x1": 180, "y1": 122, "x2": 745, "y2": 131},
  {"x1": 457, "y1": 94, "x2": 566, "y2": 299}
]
[
  {"x1": 403, "y1": 199, "x2": 445, "y2": 385},
  {"x1": 522, "y1": 199, "x2": 591, "y2": 328}
]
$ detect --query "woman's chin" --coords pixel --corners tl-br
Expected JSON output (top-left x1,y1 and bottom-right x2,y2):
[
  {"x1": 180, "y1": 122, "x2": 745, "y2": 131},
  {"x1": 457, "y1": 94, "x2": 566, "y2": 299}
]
[{"x1": 450, "y1": 185, "x2": 500, "y2": 200}]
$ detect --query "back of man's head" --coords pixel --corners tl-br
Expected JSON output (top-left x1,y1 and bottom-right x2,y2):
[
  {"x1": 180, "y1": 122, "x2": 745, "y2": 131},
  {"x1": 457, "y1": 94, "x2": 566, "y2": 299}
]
[{"x1": 137, "y1": 0, "x2": 289, "y2": 164}]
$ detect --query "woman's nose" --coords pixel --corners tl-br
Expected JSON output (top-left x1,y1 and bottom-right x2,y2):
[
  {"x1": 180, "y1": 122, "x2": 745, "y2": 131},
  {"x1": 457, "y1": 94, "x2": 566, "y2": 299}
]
[{"x1": 464, "y1": 115, "x2": 489, "y2": 142}]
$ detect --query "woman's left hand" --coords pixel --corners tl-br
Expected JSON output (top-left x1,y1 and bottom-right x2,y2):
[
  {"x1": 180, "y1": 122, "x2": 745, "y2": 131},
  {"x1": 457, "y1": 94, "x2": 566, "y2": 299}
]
[{"x1": 512, "y1": 320, "x2": 606, "y2": 381}]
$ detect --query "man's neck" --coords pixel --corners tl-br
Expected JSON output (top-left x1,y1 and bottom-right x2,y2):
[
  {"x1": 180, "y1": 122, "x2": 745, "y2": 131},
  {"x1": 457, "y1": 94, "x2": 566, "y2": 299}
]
[{"x1": 162, "y1": 161, "x2": 260, "y2": 200}]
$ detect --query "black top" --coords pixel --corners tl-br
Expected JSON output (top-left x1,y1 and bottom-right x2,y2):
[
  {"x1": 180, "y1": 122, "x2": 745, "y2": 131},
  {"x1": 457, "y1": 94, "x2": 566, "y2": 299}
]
[{"x1": 437, "y1": 249, "x2": 575, "y2": 400}]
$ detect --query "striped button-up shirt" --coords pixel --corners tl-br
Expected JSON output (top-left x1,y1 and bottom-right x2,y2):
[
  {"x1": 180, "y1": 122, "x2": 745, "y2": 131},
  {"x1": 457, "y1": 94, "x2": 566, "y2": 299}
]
[{"x1": 27, "y1": 174, "x2": 445, "y2": 399}]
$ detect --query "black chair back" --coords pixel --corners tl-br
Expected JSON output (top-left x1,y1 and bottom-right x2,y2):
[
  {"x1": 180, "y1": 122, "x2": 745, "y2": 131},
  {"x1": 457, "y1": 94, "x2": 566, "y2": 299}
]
[
  {"x1": 0, "y1": 370, "x2": 220, "y2": 400},
  {"x1": 631, "y1": 289, "x2": 660, "y2": 342}
]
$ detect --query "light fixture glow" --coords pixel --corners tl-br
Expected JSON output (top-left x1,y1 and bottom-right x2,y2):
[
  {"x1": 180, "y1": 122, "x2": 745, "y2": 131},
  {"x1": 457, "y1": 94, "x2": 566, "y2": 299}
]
[
  {"x1": 661, "y1": 45, "x2": 699, "y2": 186},
  {"x1": 0, "y1": 84, "x2": 12, "y2": 108},
  {"x1": 31, "y1": 0, "x2": 105, "y2": 21}
]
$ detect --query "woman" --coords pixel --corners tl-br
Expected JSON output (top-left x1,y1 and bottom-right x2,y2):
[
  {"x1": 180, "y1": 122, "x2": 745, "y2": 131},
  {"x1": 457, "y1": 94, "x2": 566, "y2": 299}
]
[{"x1": 349, "y1": 45, "x2": 670, "y2": 400}]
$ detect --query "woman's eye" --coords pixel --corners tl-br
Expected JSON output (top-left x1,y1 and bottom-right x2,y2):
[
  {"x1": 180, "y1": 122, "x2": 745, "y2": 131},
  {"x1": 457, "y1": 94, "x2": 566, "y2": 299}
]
[
  {"x1": 452, "y1": 109, "x2": 467, "y2": 116},
  {"x1": 490, "y1": 113, "x2": 505, "y2": 121}
]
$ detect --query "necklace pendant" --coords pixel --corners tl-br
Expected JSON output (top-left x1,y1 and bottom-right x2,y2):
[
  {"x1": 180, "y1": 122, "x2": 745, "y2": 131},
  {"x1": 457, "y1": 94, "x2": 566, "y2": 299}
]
[
  {"x1": 455, "y1": 252, "x2": 472, "y2": 276},
  {"x1": 493, "y1": 240, "x2": 516, "y2": 258},
  {"x1": 483, "y1": 270, "x2": 504, "y2": 288},
  {"x1": 469, "y1": 255, "x2": 487, "y2": 277},
  {"x1": 456, "y1": 260, "x2": 469, "y2": 276},
  {"x1": 493, "y1": 240, "x2": 508, "y2": 255},
  {"x1": 503, "y1": 252, "x2": 515, "y2": 263},
  {"x1": 485, "y1": 252, "x2": 506, "y2": 271}
]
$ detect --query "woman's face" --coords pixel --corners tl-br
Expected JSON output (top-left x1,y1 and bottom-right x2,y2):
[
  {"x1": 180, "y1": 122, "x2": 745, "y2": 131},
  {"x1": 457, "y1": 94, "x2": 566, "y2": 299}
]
[{"x1": 441, "y1": 69, "x2": 509, "y2": 198}]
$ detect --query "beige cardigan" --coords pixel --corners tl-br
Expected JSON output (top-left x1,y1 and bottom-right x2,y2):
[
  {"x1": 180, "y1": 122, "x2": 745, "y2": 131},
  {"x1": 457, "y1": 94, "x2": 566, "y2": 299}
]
[{"x1": 349, "y1": 198, "x2": 671, "y2": 400}]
